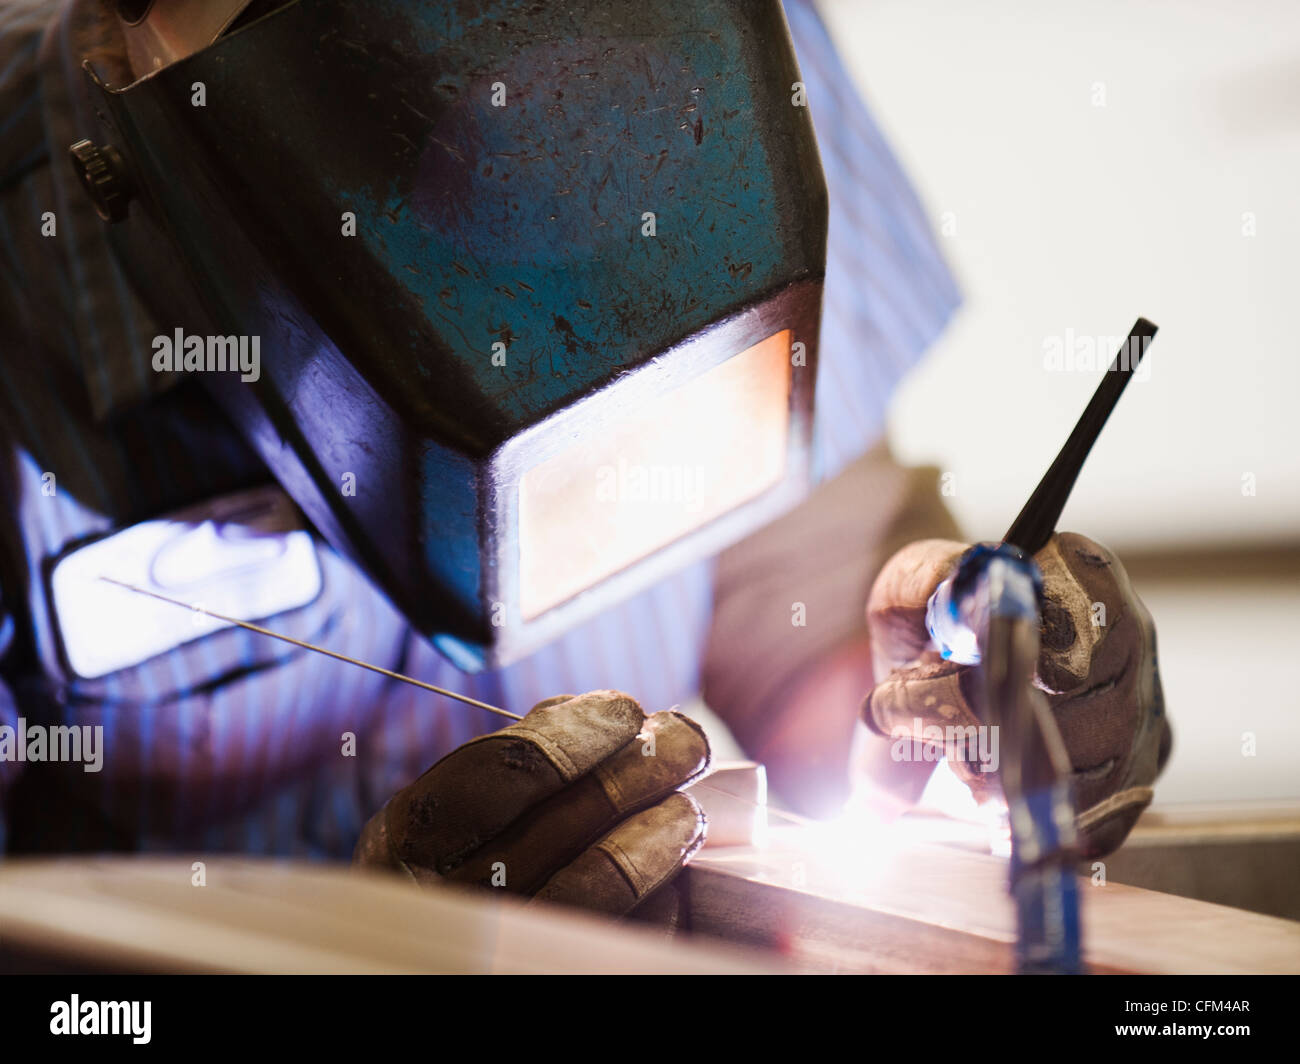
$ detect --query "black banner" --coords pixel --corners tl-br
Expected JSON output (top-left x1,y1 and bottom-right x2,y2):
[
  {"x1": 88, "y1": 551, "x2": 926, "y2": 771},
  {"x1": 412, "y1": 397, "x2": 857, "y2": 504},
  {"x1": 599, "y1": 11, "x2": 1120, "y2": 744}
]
[{"x1": 0, "y1": 974, "x2": 1290, "y2": 1051}]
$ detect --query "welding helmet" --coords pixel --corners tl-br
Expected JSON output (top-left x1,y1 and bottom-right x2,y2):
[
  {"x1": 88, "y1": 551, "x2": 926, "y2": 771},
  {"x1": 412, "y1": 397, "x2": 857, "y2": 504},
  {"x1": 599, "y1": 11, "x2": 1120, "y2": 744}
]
[{"x1": 70, "y1": 0, "x2": 828, "y2": 669}]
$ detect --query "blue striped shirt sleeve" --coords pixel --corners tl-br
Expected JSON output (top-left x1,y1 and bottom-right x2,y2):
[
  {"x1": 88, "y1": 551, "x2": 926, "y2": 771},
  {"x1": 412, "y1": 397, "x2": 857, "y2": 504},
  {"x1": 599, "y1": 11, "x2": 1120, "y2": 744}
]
[{"x1": 782, "y1": 0, "x2": 961, "y2": 480}]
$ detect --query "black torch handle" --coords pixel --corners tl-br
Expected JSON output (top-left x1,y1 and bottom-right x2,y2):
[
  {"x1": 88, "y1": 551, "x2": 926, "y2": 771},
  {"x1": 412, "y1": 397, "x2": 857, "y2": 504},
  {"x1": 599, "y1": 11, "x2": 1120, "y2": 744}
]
[{"x1": 1003, "y1": 317, "x2": 1158, "y2": 555}]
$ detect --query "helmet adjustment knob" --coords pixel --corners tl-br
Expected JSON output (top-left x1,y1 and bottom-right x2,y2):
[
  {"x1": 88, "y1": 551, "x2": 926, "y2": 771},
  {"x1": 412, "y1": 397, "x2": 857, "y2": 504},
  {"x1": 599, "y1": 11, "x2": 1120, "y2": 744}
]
[{"x1": 68, "y1": 139, "x2": 135, "y2": 223}]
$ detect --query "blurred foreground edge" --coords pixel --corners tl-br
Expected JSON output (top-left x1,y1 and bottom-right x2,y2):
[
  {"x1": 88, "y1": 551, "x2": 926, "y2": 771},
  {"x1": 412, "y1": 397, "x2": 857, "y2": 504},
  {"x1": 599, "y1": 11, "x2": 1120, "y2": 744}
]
[{"x1": 0, "y1": 856, "x2": 779, "y2": 975}]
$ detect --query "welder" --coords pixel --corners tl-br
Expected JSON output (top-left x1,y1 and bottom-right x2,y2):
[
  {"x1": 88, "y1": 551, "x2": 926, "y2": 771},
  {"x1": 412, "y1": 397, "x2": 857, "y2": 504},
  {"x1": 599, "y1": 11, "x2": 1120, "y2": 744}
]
[{"x1": 0, "y1": 0, "x2": 1170, "y2": 917}]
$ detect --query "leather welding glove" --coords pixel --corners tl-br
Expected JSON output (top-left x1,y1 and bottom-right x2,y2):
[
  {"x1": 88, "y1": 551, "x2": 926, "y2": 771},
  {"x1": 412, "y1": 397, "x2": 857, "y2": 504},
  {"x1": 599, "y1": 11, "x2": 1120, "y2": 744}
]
[
  {"x1": 353, "y1": 691, "x2": 711, "y2": 916},
  {"x1": 862, "y1": 532, "x2": 1172, "y2": 858}
]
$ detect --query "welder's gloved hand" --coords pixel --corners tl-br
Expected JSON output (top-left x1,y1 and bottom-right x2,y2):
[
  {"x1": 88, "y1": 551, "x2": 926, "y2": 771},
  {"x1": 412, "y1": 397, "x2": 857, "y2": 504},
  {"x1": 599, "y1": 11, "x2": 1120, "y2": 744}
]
[
  {"x1": 353, "y1": 691, "x2": 711, "y2": 916},
  {"x1": 862, "y1": 533, "x2": 1172, "y2": 858}
]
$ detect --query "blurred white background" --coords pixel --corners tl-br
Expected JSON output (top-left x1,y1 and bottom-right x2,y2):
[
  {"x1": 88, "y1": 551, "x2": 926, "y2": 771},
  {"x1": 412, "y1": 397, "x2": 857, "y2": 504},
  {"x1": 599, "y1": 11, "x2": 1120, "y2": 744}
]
[{"x1": 818, "y1": 0, "x2": 1300, "y2": 802}]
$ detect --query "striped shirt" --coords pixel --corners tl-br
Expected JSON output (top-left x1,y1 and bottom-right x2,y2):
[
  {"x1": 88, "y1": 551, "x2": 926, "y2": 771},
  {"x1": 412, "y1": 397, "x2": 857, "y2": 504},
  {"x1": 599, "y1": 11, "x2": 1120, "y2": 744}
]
[{"x1": 0, "y1": 0, "x2": 959, "y2": 858}]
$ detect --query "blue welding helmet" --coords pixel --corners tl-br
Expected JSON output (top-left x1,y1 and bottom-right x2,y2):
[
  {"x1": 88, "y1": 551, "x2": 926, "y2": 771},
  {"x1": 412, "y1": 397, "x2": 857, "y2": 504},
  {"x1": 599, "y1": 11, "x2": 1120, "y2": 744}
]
[{"x1": 72, "y1": 0, "x2": 828, "y2": 669}]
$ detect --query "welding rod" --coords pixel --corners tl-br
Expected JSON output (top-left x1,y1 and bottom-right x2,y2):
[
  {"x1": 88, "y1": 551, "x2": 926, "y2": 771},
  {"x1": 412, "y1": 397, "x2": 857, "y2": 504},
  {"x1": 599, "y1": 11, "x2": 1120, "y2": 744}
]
[
  {"x1": 98, "y1": 576, "x2": 522, "y2": 721},
  {"x1": 99, "y1": 575, "x2": 809, "y2": 829},
  {"x1": 1002, "y1": 317, "x2": 1157, "y2": 554}
]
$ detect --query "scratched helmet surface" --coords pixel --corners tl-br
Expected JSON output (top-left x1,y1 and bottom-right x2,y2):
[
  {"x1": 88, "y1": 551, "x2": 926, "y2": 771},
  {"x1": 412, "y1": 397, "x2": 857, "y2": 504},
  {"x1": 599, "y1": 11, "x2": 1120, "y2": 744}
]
[{"x1": 77, "y1": 0, "x2": 828, "y2": 668}]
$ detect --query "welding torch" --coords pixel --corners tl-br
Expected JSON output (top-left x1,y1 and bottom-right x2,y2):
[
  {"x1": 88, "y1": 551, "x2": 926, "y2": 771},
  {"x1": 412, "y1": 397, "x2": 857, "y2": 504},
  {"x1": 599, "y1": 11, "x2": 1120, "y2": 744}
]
[{"x1": 924, "y1": 318, "x2": 1158, "y2": 974}]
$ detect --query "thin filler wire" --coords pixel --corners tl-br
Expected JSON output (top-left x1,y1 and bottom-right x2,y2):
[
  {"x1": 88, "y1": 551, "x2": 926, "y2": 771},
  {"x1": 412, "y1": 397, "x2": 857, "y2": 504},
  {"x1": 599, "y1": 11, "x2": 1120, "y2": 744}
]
[
  {"x1": 99, "y1": 575, "x2": 815, "y2": 827},
  {"x1": 99, "y1": 576, "x2": 519, "y2": 722}
]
